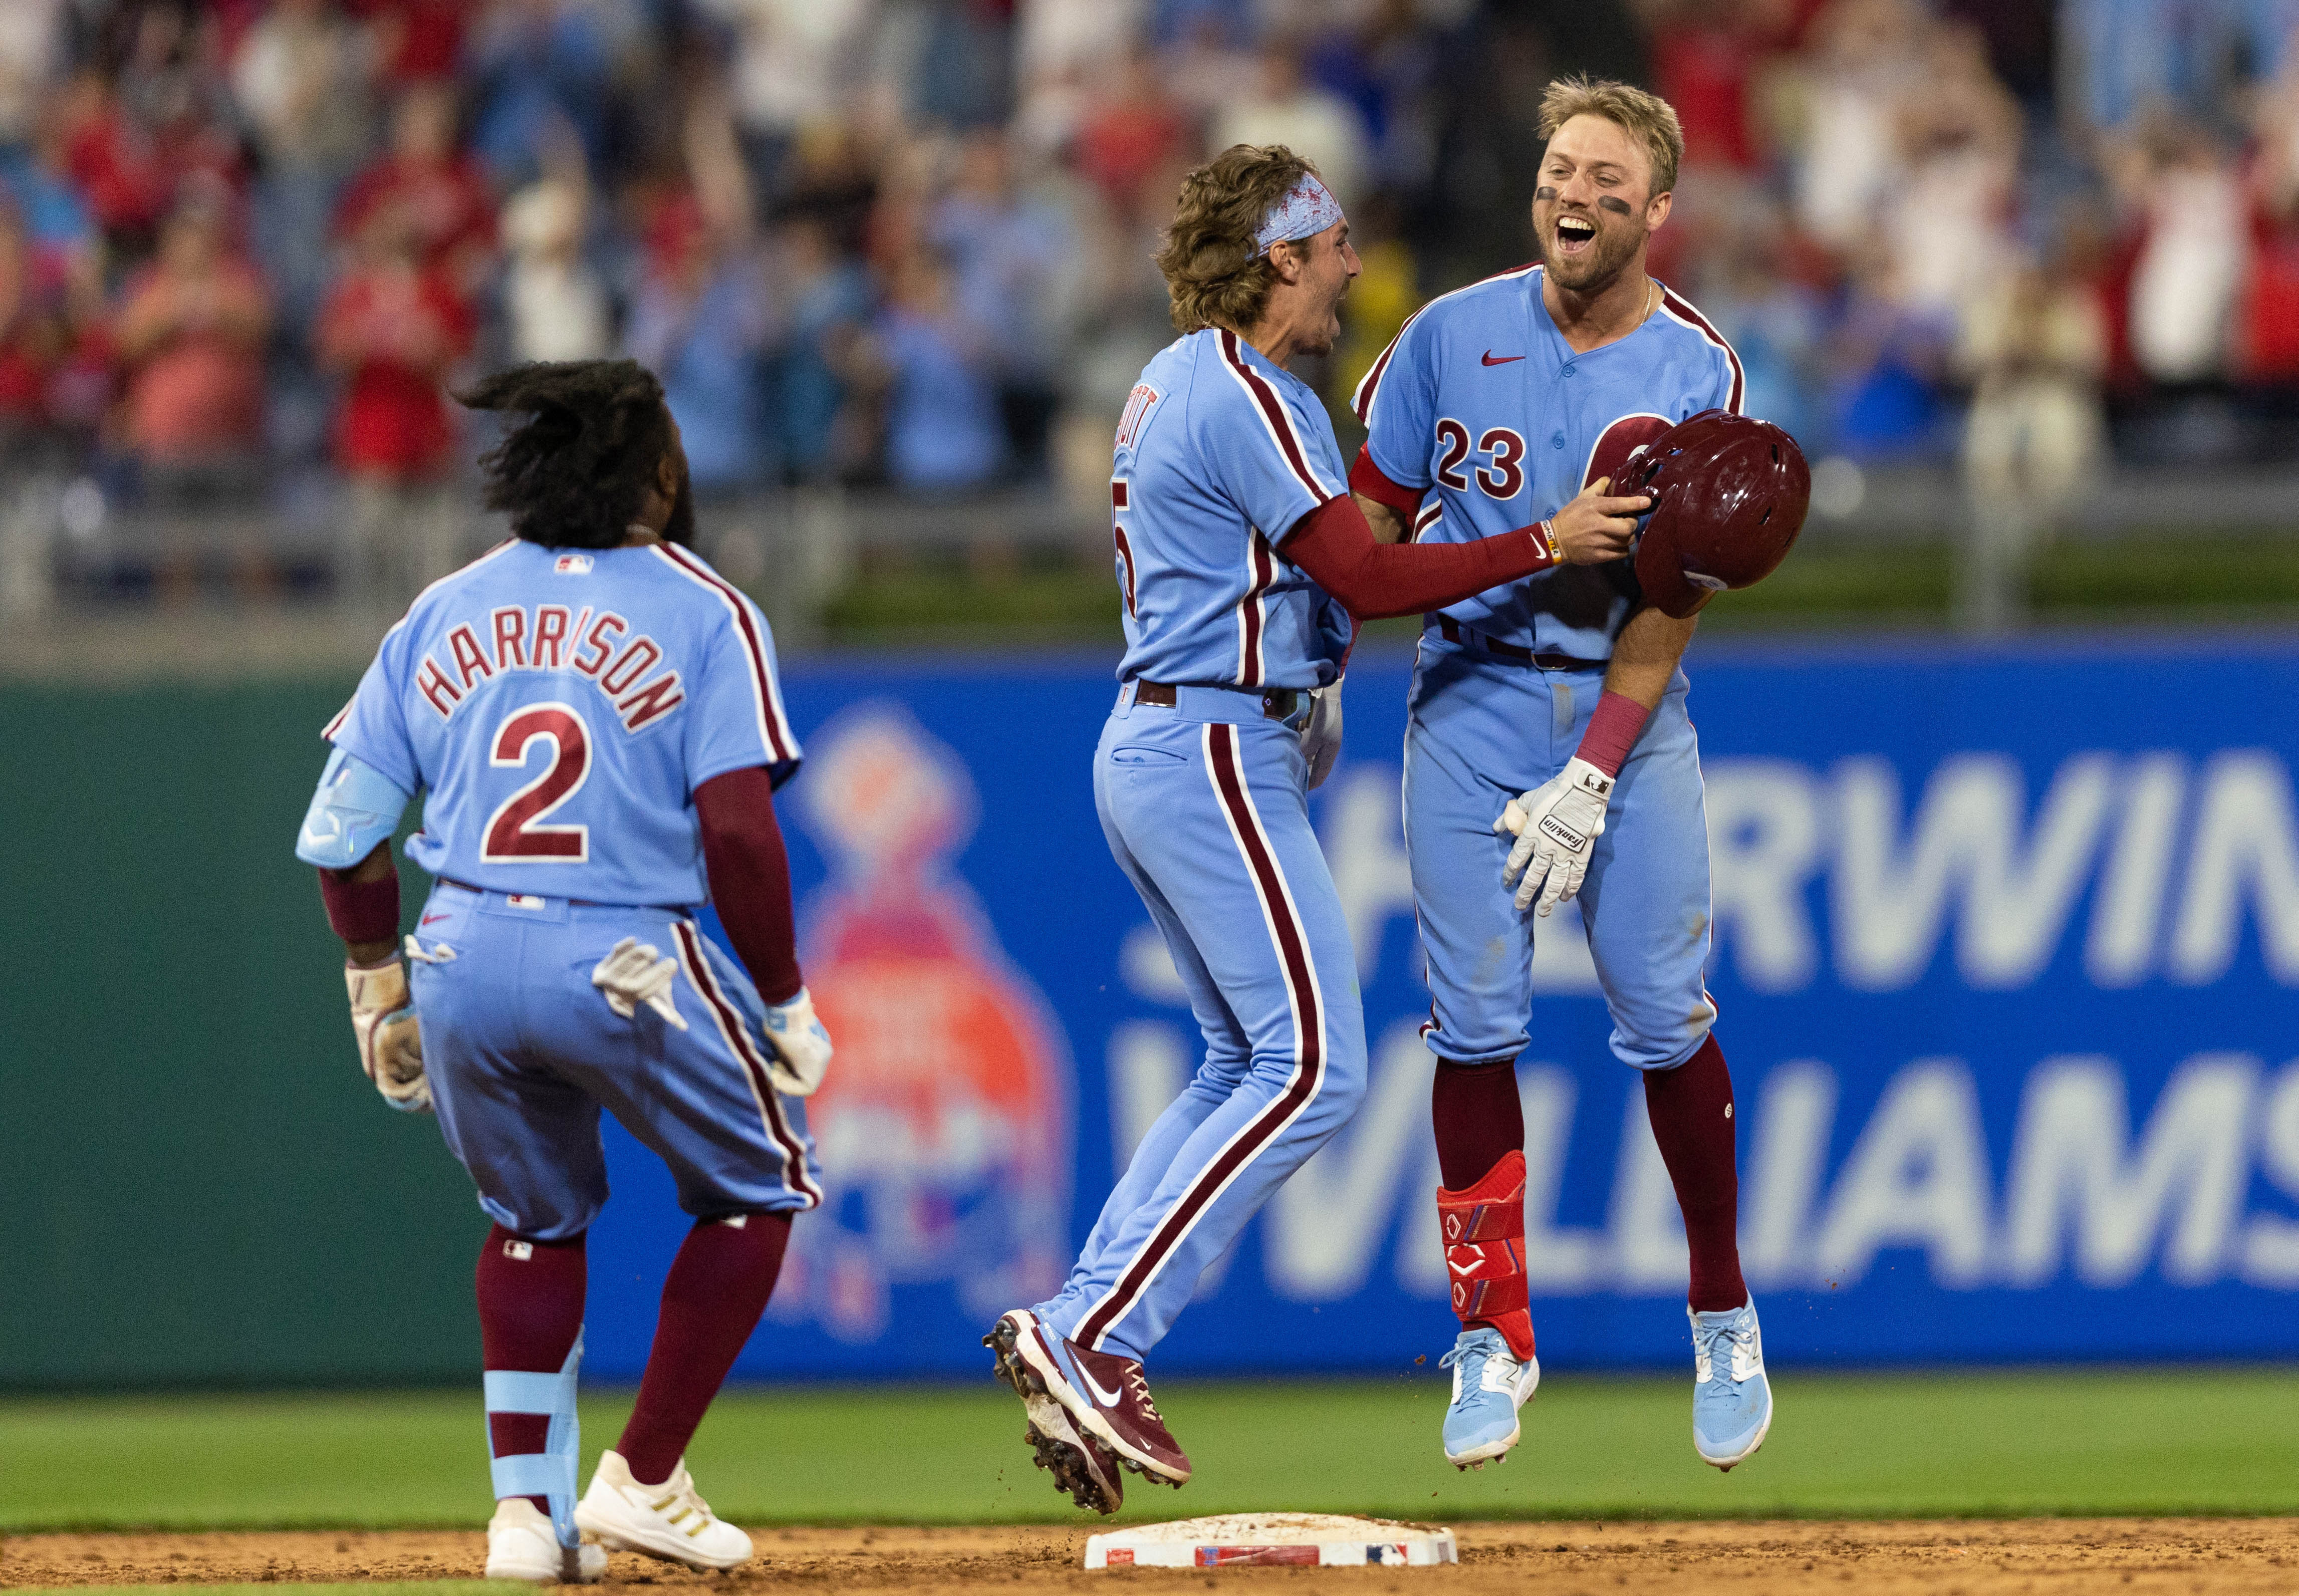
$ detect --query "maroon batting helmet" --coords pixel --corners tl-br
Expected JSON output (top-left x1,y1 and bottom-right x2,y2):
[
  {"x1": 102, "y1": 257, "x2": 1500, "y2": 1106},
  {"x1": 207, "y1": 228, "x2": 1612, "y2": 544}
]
[{"x1": 1617, "y1": 410, "x2": 1811, "y2": 619}]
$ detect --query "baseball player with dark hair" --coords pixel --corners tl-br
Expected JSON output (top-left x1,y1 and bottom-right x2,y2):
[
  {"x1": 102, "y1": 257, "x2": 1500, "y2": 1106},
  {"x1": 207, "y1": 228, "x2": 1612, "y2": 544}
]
[
  {"x1": 984, "y1": 144, "x2": 1638, "y2": 1516},
  {"x1": 295, "y1": 359, "x2": 829, "y2": 1581},
  {"x1": 1349, "y1": 78, "x2": 1773, "y2": 1472}
]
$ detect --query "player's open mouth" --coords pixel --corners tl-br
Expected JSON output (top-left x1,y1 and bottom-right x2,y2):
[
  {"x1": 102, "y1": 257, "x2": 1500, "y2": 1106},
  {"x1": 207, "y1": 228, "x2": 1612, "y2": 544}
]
[{"x1": 1554, "y1": 215, "x2": 1596, "y2": 253}]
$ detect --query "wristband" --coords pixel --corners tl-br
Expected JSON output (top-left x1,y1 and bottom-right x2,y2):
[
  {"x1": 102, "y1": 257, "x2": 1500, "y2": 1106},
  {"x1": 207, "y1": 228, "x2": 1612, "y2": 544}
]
[
  {"x1": 1533, "y1": 520, "x2": 1561, "y2": 563},
  {"x1": 318, "y1": 867, "x2": 401, "y2": 945},
  {"x1": 1575, "y1": 690, "x2": 1650, "y2": 778}
]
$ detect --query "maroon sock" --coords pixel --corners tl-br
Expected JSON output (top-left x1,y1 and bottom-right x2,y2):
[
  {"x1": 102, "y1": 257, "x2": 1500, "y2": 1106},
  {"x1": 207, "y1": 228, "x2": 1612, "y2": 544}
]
[
  {"x1": 476, "y1": 1224, "x2": 587, "y2": 1513},
  {"x1": 617, "y1": 1211, "x2": 793, "y2": 1486},
  {"x1": 1432, "y1": 1057, "x2": 1524, "y2": 1189},
  {"x1": 1643, "y1": 1035, "x2": 1748, "y2": 1312}
]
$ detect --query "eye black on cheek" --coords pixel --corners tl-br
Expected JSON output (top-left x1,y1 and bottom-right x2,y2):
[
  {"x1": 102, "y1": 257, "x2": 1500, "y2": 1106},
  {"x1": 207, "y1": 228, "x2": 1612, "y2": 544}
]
[
  {"x1": 1535, "y1": 186, "x2": 1560, "y2": 201},
  {"x1": 1597, "y1": 195, "x2": 1632, "y2": 214}
]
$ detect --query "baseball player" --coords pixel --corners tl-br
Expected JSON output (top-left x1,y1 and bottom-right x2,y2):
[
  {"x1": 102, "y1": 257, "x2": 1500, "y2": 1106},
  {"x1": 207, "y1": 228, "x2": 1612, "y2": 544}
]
[
  {"x1": 295, "y1": 360, "x2": 828, "y2": 1582},
  {"x1": 1348, "y1": 79, "x2": 1773, "y2": 1472},
  {"x1": 985, "y1": 145, "x2": 1637, "y2": 1516}
]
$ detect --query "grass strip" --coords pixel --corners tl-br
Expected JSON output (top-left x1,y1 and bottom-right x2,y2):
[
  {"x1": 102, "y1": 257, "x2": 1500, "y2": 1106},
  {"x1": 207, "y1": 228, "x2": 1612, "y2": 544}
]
[{"x1": 3, "y1": 1369, "x2": 2293, "y2": 1531}]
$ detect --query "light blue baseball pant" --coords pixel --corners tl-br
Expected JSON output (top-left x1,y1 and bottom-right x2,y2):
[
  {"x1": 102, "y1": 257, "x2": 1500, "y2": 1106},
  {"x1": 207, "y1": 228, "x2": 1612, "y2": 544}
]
[
  {"x1": 409, "y1": 881, "x2": 821, "y2": 1241},
  {"x1": 1405, "y1": 628, "x2": 1716, "y2": 1072},
  {"x1": 1032, "y1": 683, "x2": 1369, "y2": 1362}
]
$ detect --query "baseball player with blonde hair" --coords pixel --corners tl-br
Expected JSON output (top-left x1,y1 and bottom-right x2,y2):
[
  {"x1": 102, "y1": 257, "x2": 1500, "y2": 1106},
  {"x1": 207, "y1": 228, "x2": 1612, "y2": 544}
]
[
  {"x1": 1350, "y1": 77, "x2": 1773, "y2": 1473},
  {"x1": 984, "y1": 145, "x2": 1640, "y2": 1515}
]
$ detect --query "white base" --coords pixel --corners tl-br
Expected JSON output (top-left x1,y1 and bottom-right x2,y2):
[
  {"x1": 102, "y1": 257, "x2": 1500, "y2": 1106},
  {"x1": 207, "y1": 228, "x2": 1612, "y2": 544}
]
[{"x1": 1084, "y1": 1513, "x2": 1457, "y2": 1569}]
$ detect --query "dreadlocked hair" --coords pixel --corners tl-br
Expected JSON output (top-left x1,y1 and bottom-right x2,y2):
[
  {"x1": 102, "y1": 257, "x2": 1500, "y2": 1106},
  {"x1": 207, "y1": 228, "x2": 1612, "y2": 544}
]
[{"x1": 458, "y1": 360, "x2": 675, "y2": 550}]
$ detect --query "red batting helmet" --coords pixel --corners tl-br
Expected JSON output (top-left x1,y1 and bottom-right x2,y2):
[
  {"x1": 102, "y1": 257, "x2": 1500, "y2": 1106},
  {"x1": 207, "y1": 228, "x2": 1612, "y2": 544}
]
[{"x1": 1617, "y1": 410, "x2": 1811, "y2": 619}]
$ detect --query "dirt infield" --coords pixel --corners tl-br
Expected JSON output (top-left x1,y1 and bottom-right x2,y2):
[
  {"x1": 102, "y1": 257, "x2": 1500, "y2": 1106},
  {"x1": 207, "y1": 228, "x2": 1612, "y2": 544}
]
[{"x1": 4, "y1": 1520, "x2": 2297, "y2": 1592}]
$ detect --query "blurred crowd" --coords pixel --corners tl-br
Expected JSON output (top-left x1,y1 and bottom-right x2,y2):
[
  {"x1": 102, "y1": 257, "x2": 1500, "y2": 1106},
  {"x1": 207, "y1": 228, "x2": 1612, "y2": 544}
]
[{"x1": 6, "y1": 0, "x2": 2299, "y2": 591}]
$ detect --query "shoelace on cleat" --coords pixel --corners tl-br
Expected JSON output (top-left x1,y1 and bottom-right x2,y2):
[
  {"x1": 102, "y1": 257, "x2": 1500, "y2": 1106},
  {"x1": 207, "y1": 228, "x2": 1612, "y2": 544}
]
[
  {"x1": 1691, "y1": 1316, "x2": 1753, "y2": 1386},
  {"x1": 1123, "y1": 1366, "x2": 1163, "y2": 1424}
]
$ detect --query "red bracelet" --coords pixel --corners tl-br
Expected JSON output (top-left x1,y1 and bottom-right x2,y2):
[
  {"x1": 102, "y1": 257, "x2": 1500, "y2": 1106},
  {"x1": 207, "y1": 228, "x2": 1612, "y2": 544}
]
[{"x1": 1576, "y1": 690, "x2": 1650, "y2": 778}]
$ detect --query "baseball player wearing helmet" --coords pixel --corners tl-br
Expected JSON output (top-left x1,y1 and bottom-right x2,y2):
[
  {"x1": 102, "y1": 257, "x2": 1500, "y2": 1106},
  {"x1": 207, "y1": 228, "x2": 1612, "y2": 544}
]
[
  {"x1": 985, "y1": 145, "x2": 1630, "y2": 1517},
  {"x1": 1350, "y1": 78, "x2": 1772, "y2": 1473},
  {"x1": 296, "y1": 361, "x2": 828, "y2": 1581}
]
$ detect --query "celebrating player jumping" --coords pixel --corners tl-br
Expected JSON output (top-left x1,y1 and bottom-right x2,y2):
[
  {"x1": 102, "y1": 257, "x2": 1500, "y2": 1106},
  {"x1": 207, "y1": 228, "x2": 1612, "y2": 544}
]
[
  {"x1": 1350, "y1": 78, "x2": 1772, "y2": 1473},
  {"x1": 984, "y1": 144, "x2": 1638, "y2": 1516},
  {"x1": 295, "y1": 360, "x2": 828, "y2": 1582}
]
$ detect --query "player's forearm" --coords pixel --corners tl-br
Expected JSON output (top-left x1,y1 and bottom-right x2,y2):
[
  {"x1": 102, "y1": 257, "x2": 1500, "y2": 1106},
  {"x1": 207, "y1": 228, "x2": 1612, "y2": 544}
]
[
  {"x1": 1571, "y1": 606, "x2": 1698, "y2": 779},
  {"x1": 1353, "y1": 492, "x2": 1409, "y2": 546},
  {"x1": 1604, "y1": 605, "x2": 1698, "y2": 711},
  {"x1": 1284, "y1": 496, "x2": 1556, "y2": 620},
  {"x1": 319, "y1": 842, "x2": 400, "y2": 965},
  {"x1": 695, "y1": 767, "x2": 804, "y2": 1006}
]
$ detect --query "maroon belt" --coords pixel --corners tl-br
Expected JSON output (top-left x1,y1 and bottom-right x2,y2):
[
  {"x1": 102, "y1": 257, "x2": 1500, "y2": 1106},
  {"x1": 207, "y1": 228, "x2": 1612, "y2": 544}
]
[
  {"x1": 1133, "y1": 680, "x2": 1303, "y2": 721},
  {"x1": 1434, "y1": 616, "x2": 1606, "y2": 672},
  {"x1": 437, "y1": 877, "x2": 689, "y2": 913}
]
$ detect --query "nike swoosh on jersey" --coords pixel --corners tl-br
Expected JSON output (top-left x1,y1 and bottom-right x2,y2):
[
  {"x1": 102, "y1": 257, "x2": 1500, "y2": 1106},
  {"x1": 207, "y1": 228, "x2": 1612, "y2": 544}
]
[
  {"x1": 1481, "y1": 351, "x2": 1525, "y2": 366},
  {"x1": 421, "y1": 913, "x2": 451, "y2": 925}
]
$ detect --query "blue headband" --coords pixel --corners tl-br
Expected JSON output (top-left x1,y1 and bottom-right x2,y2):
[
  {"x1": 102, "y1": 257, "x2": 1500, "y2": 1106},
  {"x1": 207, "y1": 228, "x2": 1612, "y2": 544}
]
[{"x1": 1253, "y1": 174, "x2": 1344, "y2": 255}]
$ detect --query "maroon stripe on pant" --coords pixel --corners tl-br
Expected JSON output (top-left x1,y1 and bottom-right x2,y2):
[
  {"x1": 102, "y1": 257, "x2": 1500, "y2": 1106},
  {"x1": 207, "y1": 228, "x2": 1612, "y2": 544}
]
[
  {"x1": 1075, "y1": 722, "x2": 1326, "y2": 1348},
  {"x1": 673, "y1": 920, "x2": 821, "y2": 1205}
]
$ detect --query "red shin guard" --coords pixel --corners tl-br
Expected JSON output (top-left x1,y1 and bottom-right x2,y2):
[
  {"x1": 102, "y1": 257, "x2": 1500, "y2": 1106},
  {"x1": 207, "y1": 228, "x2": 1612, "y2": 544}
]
[{"x1": 1435, "y1": 1150, "x2": 1535, "y2": 1361}]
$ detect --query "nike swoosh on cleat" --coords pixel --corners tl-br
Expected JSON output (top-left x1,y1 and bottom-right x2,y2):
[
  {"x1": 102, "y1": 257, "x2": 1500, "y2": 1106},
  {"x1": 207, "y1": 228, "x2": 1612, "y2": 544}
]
[
  {"x1": 1481, "y1": 351, "x2": 1524, "y2": 366},
  {"x1": 1076, "y1": 1364, "x2": 1126, "y2": 1408}
]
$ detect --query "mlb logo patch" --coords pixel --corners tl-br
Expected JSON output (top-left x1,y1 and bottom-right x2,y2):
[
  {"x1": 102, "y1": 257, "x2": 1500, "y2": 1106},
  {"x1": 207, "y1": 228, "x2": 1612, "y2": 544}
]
[
  {"x1": 554, "y1": 554, "x2": 593, "y2": 575},
  {"x1": 507, "y1": 893, "x2": 546, "y2": 910}
]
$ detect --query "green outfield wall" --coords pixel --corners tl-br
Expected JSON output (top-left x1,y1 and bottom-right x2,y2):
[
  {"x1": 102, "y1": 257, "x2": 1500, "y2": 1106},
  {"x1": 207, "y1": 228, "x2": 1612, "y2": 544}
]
[{"x1": 0, "y1": 684, "x2": 483, "y2": 1388}]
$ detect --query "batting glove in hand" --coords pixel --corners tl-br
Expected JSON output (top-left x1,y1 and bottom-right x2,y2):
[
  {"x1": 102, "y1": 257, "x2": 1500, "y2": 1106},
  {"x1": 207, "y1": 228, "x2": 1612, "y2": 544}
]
[
  {"x1": 1300, "y1": 680, "x2": 1343, "y2": 791},
  {"x1": 345, "y1": 956, "x2": 430, "y2": 1113},
  {"x1": 762, "y1": 986, "x2": 833, "y2": 1097},
  {"x1": 591, "y1": 936, "x2": 688, "y2": 1030},
  {"x1": 1495, "y1": 756, "x2": 1615, "y2": 916}
]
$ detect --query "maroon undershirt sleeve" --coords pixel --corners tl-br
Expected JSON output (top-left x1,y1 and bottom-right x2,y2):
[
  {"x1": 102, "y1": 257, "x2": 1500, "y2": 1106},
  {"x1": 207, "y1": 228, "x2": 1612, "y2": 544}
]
[
  {"x1": 1279, "y1": 494, "x2": 1556, "y2": 620},
  {"x1": 1348, "y1": 444, "x2": 1425, "y2": 524},
  {"x1": 694, "y1": 766, "x2": 804, "y2": 1005}
]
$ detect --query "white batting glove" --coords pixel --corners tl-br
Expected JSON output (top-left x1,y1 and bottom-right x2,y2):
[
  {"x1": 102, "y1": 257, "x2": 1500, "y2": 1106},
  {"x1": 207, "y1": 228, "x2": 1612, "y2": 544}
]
[
  {"x1": 345, "y1": 956, "x2": 430, "y2": 1113},
  {"x1": 591, "y1": 936, "x2": 688, "y2": 1030},
  {"x1": 1300, "y1": 679, "x2": 1343, "y2": 791},
  {"x1": 762, "y1": 986, "x2": 833, "y2": 1097},
  {"x1": 1495, "y1": 756, "x2": 1614, "y2": 916}
]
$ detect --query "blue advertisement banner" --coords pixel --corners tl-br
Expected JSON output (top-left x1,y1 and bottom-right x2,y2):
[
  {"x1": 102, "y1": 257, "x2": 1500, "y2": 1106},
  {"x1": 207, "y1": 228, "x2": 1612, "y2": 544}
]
[{"x1": 580, "y1": 640, "x2": 2299, "y2": 1379}]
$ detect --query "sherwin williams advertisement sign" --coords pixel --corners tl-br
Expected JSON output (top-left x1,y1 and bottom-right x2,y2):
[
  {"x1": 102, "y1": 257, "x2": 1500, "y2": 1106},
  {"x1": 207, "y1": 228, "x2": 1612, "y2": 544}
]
[{"x1": 578, "y1": 642, "x2": 2299, "y2": 1378}]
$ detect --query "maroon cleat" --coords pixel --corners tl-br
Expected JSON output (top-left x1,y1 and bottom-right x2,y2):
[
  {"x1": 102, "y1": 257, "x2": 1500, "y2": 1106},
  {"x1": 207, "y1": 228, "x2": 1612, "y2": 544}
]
[
  {"x1": 985, "y1": 1313, "x2": 1125, "y2": 1514},
  {"x1": 998, "y1": 1309, "x2": 1190, "y2": 1488}
]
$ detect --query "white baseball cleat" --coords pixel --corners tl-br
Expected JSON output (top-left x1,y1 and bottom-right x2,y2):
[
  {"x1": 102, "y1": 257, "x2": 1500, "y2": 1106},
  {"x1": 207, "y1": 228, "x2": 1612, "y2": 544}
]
[
  {"x1": 483, "y1": 1497, "x2": 606, "y2": 1583},
  {"x1": 573, "y1": 1450, "x2": 753, "y2": 1571}
]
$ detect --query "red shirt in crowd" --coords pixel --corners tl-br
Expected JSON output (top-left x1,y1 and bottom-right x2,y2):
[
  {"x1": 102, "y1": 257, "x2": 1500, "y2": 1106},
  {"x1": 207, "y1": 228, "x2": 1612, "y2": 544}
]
[
  {"x1": 333, "y1": 151, "x2": 496, "y2": 282},
  {"x1": 318, "y1": 262, "x2": 473, "y2": 478}
]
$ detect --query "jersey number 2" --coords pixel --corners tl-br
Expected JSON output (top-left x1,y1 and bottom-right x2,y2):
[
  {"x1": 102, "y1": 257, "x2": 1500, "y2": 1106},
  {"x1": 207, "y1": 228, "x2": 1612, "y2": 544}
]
[{"x1": 482, "y1": 702, "x2": 591, "y2": 862}]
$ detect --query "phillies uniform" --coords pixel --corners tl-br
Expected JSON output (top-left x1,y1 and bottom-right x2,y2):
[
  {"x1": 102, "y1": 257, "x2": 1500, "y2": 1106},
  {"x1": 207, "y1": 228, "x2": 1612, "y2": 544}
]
[
  {"x1": 1028, "y1": 325, "x2": 1365, "y2": 1362},
  {"x1": 1351, "y1": 263, "x2": 1742, "y2": 1074},
  {"x1": 319, "y1": 539, "x2": 819, "y2": 1241}
]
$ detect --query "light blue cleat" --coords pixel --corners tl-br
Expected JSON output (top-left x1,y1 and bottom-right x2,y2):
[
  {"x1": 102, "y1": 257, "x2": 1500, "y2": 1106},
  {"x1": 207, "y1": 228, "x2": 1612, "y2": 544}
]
[
  {"x1": 1438, "y1": 1327, "x2": 1539, "y2": 1469},
  {"x1": 1690, "y1": 1299, "x2": 1772, "y2": 1470}
]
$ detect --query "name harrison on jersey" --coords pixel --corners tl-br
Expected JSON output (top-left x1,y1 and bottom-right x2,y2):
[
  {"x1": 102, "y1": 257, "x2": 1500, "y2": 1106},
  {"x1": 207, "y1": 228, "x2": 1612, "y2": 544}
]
[{"x1": 413, "y1": 603, "x2": 685, "y2": 732}]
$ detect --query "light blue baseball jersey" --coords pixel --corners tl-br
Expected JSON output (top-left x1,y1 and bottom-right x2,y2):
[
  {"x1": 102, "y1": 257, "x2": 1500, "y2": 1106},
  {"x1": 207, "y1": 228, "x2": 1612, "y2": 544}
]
[
  {"x1": 1352, "y1": 264, "x2": 1743, "y2": 660},
  {"x1": 326, "y1": 538, "x2": 802, "y2": 907},
  {"x1": 1110, "y1": 327, "x2": 1352, "y2": 690}
]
